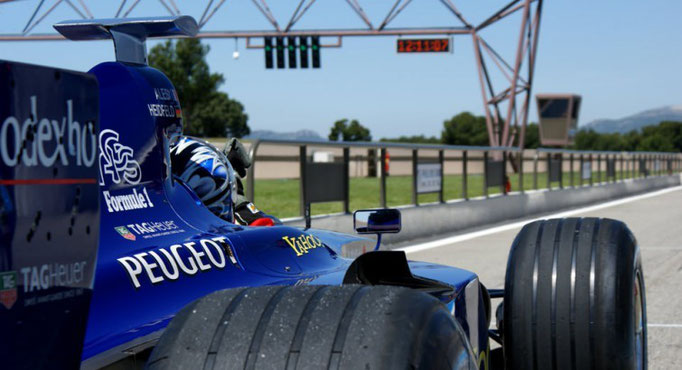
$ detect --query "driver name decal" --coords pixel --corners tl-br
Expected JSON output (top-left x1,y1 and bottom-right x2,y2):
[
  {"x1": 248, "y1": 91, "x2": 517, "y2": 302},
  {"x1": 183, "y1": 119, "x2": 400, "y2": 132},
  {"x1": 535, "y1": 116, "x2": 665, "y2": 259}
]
[
  {"x1": 282, "y1": 235, "x2": 323, "y2": 257},
  {"x1": 117, "y1": 236, "x2": 238, "y2": 288}
]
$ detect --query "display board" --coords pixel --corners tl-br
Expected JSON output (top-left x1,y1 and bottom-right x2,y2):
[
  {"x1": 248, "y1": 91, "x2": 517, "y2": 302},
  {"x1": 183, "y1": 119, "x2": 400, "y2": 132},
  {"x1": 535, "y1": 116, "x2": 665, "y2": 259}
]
[
  {"x1": 606, "y1": 158, "x2": 616, "y2": 178},
  {"x1": 582, "y1": 162, "x2": 592, "y2": 180},
  {"x1": 485, "y1": 160, "x2": 505, "y2": 187},
  {"x1": 416, "y1": 162, "x2": 442, "y2": 194},
  {"x1": 549, "y1": 157, "x2": 562, "y2": 182}
]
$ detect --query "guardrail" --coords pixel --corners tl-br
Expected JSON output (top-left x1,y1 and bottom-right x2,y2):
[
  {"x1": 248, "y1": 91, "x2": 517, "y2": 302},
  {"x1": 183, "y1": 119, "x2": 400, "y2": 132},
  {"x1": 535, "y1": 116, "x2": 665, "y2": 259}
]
[{"x1": 244, "y1": 138, "x2": 682, "y2": 219}]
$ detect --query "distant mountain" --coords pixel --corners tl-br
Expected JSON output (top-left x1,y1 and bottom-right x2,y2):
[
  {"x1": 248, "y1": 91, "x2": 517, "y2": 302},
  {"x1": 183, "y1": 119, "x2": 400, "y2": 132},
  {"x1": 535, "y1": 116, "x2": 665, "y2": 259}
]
[
  {"x1": 583, "y1": 105, "x2": 682, "y2": 133},
  {"x1": 245, "y1": 129, "x2": 326, "y2": 141}
]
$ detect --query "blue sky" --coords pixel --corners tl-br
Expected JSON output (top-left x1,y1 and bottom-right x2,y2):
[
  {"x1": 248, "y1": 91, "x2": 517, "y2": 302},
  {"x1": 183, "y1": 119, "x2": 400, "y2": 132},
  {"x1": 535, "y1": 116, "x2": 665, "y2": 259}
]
[{"x1": 0, "y1": 0, "x2": 681, "y2": 139}]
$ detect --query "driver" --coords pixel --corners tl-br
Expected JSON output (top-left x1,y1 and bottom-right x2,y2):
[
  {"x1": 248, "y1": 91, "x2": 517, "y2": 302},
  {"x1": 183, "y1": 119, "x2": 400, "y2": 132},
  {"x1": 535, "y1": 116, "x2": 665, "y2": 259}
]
[{"x1": 170, "y1": 136, "x2": 279, "y2": 227}]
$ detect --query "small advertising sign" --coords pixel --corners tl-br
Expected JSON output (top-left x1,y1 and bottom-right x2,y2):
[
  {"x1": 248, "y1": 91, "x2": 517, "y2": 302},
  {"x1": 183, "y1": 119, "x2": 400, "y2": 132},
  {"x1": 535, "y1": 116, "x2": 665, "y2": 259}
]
[
  {"x1": 417, "y1": 163, "x2": 442, "y2": 194},
  {"x1": 582, "y1": 162, "x2": 592, "y2": 180}
]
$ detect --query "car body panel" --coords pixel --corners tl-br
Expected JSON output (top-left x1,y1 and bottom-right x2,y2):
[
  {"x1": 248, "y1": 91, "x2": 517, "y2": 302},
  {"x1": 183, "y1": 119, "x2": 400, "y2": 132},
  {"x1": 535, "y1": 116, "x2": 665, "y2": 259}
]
[{"x1": 0, "y1": 58, "x2": 489, "y2": 369}]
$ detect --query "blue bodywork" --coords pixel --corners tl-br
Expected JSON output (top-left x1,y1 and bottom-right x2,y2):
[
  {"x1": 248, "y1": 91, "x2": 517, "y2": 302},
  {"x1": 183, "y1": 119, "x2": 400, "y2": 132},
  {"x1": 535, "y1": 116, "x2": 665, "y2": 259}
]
[
  {"x1": 0, "y1": 56, "x2": 489, "y2": 369},
  {"x1": 84, "y1": 61, "x2": 490, "y2": 368}
]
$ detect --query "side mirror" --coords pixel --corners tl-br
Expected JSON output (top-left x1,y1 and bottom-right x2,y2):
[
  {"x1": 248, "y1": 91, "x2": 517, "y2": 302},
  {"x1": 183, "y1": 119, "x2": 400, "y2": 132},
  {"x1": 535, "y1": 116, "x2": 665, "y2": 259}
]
[{"x1": 353, "y1": 209, "x2": 401, "y2": 235}]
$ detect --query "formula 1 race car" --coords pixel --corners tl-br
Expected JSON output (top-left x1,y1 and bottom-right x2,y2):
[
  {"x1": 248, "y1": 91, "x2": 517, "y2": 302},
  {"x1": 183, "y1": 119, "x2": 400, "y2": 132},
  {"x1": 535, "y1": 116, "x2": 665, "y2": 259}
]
[{"x1": 0, "y1": 17, "x2": 646, "y2": 370}]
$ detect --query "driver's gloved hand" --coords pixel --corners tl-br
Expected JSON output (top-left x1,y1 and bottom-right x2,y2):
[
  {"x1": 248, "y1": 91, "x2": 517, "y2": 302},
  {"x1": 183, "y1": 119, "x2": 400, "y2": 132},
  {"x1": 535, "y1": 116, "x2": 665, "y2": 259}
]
[
  {"x1": 224, "y1": 138, "x2": 251, "y2": 178},
  {"x1": 234, "y1": 199, "x2": 281, "y2": 227}
]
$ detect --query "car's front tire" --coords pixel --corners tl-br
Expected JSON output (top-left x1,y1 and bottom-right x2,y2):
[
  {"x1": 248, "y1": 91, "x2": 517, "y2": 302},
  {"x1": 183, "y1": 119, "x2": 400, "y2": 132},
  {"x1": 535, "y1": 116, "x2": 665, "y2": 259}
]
[
  {"x1": 147, "y1": 285, "x2": 476, "y2": 370},
  {"x1": 503, "y1": 218, "x2": 647, "y2": 370}
]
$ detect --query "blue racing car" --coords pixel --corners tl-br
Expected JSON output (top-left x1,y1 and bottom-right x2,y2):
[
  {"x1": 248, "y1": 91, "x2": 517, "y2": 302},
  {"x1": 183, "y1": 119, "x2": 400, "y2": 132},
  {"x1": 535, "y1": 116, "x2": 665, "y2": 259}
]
[{"x1": 0, "y1": 16, "x2": 646, "y2": 370}]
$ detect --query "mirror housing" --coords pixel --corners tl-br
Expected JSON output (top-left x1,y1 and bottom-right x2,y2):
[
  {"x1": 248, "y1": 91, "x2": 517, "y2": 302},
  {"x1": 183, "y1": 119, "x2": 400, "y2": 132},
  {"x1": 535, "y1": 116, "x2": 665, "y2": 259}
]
[{"x1": 353, "y1": 209, "x2": 401, "y2": 235}]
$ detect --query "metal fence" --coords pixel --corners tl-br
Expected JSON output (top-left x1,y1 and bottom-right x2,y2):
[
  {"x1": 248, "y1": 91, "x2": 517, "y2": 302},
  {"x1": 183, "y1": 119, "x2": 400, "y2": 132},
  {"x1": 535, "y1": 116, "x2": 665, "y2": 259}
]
[{"x1": 243, "y1": 139, "x2": 682, "y2": 218}]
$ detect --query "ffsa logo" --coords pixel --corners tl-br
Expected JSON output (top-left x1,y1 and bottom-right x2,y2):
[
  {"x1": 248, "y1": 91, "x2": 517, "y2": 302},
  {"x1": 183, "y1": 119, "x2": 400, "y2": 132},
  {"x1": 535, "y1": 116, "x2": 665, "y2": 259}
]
[
  {"x1": 99, "y1": 129, "x2": 142, "y2": 186},
  {"x1": 0, "y1": 96, "x2": 96, "y2": 168}
]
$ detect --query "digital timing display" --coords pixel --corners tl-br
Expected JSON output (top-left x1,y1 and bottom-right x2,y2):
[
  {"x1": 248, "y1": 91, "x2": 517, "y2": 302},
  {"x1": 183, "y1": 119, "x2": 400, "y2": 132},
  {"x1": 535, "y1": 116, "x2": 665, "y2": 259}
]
[{"x1": 397, "y1": 38, "x2": 451, "y2": 53}]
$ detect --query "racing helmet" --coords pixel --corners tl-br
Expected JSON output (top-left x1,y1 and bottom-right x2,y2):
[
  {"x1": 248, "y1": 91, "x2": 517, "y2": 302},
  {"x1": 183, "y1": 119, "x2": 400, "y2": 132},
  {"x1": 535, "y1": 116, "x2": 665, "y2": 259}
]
[{"x1": 170, "y1": 136, "x2": 237, "y2": 222}]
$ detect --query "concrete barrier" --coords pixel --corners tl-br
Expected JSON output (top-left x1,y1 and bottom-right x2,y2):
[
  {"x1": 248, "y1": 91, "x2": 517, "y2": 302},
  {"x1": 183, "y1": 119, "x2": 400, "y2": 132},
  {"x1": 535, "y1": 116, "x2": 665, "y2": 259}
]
[{"x1": 285, "y1": 175, "x2": 681, "y2": 253}]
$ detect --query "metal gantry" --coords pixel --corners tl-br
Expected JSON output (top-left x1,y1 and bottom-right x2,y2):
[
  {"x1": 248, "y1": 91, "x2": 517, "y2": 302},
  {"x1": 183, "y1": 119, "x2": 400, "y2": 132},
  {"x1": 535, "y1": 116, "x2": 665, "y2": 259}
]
[{"x1": 0, "y1": 0, "x2": 543, "y2": 150}]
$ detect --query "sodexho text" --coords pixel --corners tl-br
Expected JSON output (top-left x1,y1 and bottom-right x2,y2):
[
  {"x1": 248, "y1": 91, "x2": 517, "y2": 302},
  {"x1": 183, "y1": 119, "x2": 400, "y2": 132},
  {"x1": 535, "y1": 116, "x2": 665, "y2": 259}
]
[
  {"x1": 1, "y1": 96, "x2": 96, "y2": 168},
  {"x1": 117, "y1": 237, "x2": 236, "y2": 288}
]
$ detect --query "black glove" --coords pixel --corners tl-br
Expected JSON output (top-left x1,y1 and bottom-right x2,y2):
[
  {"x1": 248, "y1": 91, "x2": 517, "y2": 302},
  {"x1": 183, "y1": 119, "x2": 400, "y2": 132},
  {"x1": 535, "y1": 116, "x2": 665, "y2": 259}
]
[
  {"x1": 234, "y1": 201, "x2": 281, "y2": 226},
  {"x1": 224, "y1": 138, "x2": 251, "y2": 178}
]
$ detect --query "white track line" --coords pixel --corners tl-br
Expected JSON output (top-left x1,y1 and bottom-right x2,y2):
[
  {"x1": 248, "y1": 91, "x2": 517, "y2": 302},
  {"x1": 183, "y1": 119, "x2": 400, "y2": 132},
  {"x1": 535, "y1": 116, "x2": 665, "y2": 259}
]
[
  {"x1": 648, "y1": 324, "x2": 682, "y2": 328},
  {"x1": 398, "y1": 185, "x2": 682, "y2": 254}
]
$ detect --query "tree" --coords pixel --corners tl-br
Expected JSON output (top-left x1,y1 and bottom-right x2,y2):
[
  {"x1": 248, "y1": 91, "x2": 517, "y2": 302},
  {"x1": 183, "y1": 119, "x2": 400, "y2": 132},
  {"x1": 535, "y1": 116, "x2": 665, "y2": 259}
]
[
  {"x1": 523, "y1": 122, "x2": 540, "y2": 149},
  {"x1": 148, "y1": 38, "x2": 249, "y2": 138},
  {"x1": 441, "y1": 112, "x2": 488, "y2": 146},
  {"x1": 329, "y1": 120, "x2": 347, "y2": 141},
  {"x1": 328, "y1": 119, "x2": 371, "y2": 141}
]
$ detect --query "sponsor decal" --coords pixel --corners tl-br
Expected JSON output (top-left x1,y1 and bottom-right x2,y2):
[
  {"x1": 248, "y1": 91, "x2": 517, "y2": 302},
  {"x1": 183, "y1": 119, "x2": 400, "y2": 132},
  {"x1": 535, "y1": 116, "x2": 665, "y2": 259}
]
[
  {"x1": 0, "y1": 96, "x2": 96, "y2": 168},
  {"x1": 147, "y1": 103, "x2": 180, "y2": 118},
  {"x1": 247, "y1": 203, "x2": 259, "y2": 214},
  {"x1": 19, "y1": 261, "x2": 88, "y2": 293},
  {"x1": 153, "y1": 88, "x2": 175, "y2": 101},
  {"x1": 23, "y1": 287, "x2": 85, "y2": 307},
  {"x1": 0, "y1": 271, "x2": 18, "y2": 309},
  {"x1": 117, "y1": 220, "x2": 185, "y2": 240},
  {"x1": 102, "y1": 186, "x2": 154, "y2": 213},
  {"x1": 99, "y1": 129, "x2": 141, "y2": 186},
  {"x1": 294, "y1": 276, "x2": 317, "y2": 286},
  {"x1": 115, "y1": 226, "x2": 136, "y2": 241},
  {"x1": 117, "y1": 236, "x2": 239, "y2": 289},
  {"x1": 282, "y1": 234, "x2": 324, "y2": 257}
]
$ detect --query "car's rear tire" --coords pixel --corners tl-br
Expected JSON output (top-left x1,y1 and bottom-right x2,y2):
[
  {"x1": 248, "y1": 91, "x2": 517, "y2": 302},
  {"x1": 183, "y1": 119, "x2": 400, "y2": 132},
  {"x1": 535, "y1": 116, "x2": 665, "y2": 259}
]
[
  {"x1": 147, "y1": 285, "x2": 476, "y2": 370},
  {"x1": 503, "y1": 218, "x2": 647, "y2": 370}
]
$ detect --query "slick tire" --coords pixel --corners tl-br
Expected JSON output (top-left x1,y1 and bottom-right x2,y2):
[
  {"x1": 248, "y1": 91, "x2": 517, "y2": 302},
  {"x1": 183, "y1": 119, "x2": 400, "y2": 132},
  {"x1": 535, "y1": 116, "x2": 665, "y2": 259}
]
[
  {"x1": 147, "y1": 285, "x2": 476, "y2": 370},
  {"x1": 503, "y1": 218, "x2": 647, "y2": 370}
]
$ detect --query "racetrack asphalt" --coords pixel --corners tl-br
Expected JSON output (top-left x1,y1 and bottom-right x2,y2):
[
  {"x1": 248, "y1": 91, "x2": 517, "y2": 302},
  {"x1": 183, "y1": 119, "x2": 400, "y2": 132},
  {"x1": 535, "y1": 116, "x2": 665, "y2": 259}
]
[{"x1": 399, "y1": 186, "x2": 682, "y2": 369}]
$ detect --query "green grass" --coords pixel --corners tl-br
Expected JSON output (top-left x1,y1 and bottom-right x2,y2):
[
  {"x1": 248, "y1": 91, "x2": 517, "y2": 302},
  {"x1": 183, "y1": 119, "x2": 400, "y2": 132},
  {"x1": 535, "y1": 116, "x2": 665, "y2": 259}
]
[{"x1": 248, "y1": 169, "x2": 656, "y2": 219}]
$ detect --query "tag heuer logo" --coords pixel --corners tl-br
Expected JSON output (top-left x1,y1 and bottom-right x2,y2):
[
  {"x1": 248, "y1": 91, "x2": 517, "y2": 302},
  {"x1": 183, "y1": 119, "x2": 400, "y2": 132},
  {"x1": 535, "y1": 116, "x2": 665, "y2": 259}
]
[
  {"x1": 0, "y1": 271, "x2": 18, "y2": 309},
  {"x1": 115, "y1": 226, "x2": 136, "y2": 241}
]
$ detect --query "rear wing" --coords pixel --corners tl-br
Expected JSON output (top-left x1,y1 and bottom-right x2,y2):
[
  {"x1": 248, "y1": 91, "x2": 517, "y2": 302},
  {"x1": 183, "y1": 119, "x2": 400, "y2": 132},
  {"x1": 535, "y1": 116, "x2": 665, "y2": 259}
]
[{"x1": 53, "y1": 16, "x2": 198, "y2": 65}]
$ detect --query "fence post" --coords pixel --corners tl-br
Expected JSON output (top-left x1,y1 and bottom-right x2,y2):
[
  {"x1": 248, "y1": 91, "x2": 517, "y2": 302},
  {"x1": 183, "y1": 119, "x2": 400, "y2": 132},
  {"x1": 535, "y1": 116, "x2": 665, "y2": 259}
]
[
  {"x1": 546, "y1": 152, "x2": 551, "y2": 190},
  {"x1": 439, "y1": 150, "x2": 445, "y2": 203},
  {"x1": 590, "y1": 153, "x2": 594, "y2": 186},
  {"x1": 533, "y1": 153, "x2": 538, "y2": 190},
  {"x1": 518, "y1": 151, "x2": 524, "y2": 194},
  {"x1": 501, "y1": 151, "x2": 507, "y2": 195},
  {"x1": 597, "y1": 154, "x2": 602, "y2": 184},
  {"x1": 578, "y1": 153, "x2": 585, "y2": 187},
  {"x1": 412, "y1": 149, "x2": 418, "y2": 206},
  {"x1": 299, "y1": 145, "x2": 307, "y2": 218},
  {"x1": 380, "y1": 148, "x2": 387, "y2": 208},
  {"x1": 484, "y1": 151, "x2": 489, "y2": 198},
  {"x1": 343, "y1": 147, "x2": 350, "y2": 214},
  {"x1": 570, "y1": 153, "x2": 574, "y2": 187},
  {"x1": 462, "y1": 150, "x2": 468, "y2": 200},
  {"x1": 559, "y1": 153, "x2": 563, "y2": 189}
]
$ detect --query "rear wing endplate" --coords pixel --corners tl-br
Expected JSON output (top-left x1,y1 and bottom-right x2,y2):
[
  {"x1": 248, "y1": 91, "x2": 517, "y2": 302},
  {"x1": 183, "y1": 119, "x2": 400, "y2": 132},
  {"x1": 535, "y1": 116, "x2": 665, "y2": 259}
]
[{"x1": 53, "y1": 16, "x2": 198, "y2": 65}]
